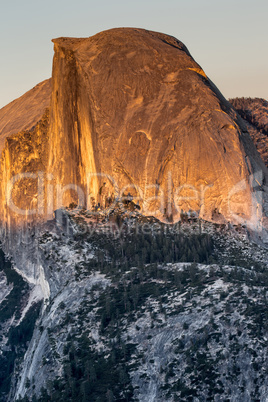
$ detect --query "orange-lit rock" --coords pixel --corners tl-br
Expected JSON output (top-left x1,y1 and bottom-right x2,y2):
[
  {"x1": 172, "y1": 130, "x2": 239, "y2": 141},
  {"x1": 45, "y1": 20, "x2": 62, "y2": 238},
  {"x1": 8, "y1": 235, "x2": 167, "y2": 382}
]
[
  {"x1": 0, "y1": 28, "x2": 267, "y2": 230},
  {"x1": 47, "y1": 28, "x2": 268, "y2": 225},
  {"x1": 0, "y1": 79, "x2": 51, "y2": 155},
  {"x1": 0, "y1": 110, "x2": 49, "y2": 229}
]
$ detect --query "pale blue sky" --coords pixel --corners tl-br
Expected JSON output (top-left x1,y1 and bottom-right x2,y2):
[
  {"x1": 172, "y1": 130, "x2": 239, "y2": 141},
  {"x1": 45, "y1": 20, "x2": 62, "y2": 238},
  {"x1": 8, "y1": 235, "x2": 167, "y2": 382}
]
[{"x1": 0, "y1": 0, "x2": 267, "y2": 108}]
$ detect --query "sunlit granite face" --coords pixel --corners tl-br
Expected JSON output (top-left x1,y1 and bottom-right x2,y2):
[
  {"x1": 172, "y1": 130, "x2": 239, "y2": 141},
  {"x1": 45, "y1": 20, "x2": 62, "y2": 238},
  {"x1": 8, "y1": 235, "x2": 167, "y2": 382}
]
[{"x1": 0, "y1": 28, "x2": 267, "y2": 230}]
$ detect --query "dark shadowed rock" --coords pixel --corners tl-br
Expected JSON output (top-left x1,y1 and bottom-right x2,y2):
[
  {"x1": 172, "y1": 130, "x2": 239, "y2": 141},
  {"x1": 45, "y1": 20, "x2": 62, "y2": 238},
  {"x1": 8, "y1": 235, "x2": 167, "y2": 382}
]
[{"x1": 230, "y1": 97, "x2": 268, "y2": 168}]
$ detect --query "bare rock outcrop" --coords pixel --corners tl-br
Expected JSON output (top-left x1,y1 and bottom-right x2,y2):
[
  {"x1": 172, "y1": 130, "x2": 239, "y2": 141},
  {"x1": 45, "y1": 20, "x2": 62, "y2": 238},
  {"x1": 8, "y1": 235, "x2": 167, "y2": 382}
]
[
  {"x1": 230, "y1": 97, "x2": 268, "y2": 168},
  {"x1": 0, "y1": 28, "x2": 267, "y2": 231},
  {"x1": 48, "y1": 28, "x2": 268, "y2": 226},
  {"x1": 0, "y1": 79, "x2": 51, "y2": 155}
]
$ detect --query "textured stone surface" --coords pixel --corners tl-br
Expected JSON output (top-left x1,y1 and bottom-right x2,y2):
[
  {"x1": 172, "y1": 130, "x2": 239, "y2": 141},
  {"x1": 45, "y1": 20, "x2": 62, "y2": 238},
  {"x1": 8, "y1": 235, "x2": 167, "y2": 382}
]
[
  {"x1": 0, "y1": 28, "x2": 267, "y2": 229},
  {"x1": 230, "y1": 98, "x2": 268, "y2": 168},
  {"x1": 48, "y1": 28, "x2": 268, "y2": 224},
  {"x1": 0, "y1": 110, "x2": 49, "y2": 228},
  {"x1": 0, "y1": 79, "x2": 51, "y2": 156}
]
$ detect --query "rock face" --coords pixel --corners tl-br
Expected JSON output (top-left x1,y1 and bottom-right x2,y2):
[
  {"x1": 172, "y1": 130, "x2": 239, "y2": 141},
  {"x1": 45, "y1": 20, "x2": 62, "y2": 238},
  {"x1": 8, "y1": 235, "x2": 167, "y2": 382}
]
[
  {"x1": 47, "y1": 28, "x2": 268, "y2": 225},
  {"x1": 0, "y1": 80, "x2": 50, "y2": 232},
  {"x1": 0, "y1": 79, "x2": 51, "y2": 155},
  {"x1": 230, "y1": 97, "x2": 268, "y2": 168},
  {"x1": 0, "y1": 110, "x2": 50, "y2": 232},
  {"x1": 0, "y1": 28, "x2": 267, "y2": 230}
]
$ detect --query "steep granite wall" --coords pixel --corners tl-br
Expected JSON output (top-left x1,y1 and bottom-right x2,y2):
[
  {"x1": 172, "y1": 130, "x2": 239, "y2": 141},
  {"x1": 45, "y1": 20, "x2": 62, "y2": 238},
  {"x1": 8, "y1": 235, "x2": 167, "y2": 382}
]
[
  {"x1": 0, "y1": 28, "x2": 267, "y2": 230},
  {"x1": 47, "y1": 28, "x2": 267, "y2": 225},
  {"x1": 0, "y1": 110, "x2": 50, "y2": 232}
]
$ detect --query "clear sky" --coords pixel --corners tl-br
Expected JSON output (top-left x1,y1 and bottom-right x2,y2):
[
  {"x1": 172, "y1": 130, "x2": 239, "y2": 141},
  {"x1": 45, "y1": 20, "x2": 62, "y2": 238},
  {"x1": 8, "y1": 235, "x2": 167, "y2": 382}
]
[{"x1": 0, "y1": 0, "x2": 267, "y2": 109}]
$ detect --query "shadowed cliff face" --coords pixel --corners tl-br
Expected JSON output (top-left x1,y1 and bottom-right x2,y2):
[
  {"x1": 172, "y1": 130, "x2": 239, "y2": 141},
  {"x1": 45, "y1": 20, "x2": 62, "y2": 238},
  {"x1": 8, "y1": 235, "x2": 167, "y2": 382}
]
[
  {"x1": 230, "y1": 98, "x2": 268, "y2": 168},
  {"x1": 0, "y1": 28, "x2": 267, "y2": 230}
]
